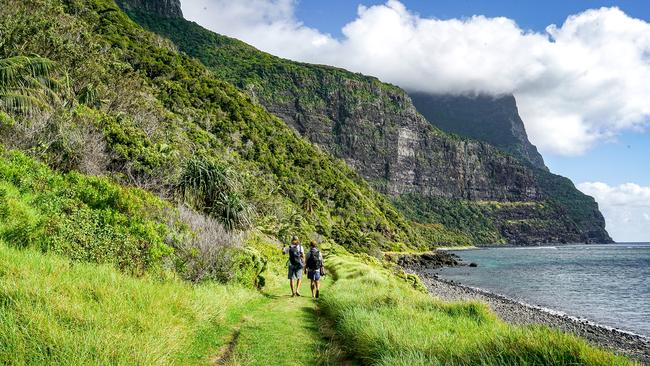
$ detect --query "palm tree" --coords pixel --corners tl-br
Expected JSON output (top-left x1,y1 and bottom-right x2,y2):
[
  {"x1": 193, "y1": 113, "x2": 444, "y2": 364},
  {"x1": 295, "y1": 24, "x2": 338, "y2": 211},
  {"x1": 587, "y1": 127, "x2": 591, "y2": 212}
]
[{"x1": 0, "y1": 56, "x2": 60, "y2": 116}]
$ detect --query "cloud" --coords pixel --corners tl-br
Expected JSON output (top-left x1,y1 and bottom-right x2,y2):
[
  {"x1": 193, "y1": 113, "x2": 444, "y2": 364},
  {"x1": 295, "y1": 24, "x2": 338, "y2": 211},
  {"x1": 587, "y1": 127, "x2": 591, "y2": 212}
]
[
  {"x1": 181, "y1": 0, "x2": 337, "y2": 61},
  {"x1": 181, "y1": 1, "x2": 650, "y2": 156},
  {"x1": 578, "y1": 182, "x2": 650, "y2": 242}
]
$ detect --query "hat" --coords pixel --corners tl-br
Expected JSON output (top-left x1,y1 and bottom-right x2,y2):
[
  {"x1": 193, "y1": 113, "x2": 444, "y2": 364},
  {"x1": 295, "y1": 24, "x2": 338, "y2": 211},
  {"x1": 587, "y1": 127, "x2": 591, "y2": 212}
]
[{"x1": 291, "y1": 235, "x2": 299, "y2": 242}]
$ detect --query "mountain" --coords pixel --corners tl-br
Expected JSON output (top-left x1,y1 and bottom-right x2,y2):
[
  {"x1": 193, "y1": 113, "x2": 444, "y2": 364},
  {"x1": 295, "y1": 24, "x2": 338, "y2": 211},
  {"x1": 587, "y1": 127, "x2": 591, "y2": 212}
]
[
  {"x1": 118, "y1": 1, "x2": 612, "y2": 245},
  {"x1": 409, "y1": 92, "x2": 547, "y2": 170},
  {"x1": 1, "y1": 0, "x2": 452, "y2": 255}
]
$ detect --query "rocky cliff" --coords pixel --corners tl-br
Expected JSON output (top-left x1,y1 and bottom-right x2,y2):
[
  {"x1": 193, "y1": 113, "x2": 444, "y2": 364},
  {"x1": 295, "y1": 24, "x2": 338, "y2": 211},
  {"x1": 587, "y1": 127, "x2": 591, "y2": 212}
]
[
  {"x1": 409, "y1": 93, "x2": 547, "y2": 170},
  {"x1": 116, "y1": 0, "x2": 182, "y2": 18},
  {"x1": 120, "y1": 6, "x2": 613, "y2": 245}
]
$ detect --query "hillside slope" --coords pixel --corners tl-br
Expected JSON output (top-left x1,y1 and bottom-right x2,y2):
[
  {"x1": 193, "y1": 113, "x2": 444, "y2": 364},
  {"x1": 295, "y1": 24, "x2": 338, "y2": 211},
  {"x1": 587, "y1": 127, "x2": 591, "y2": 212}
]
[
  {"x1": 0, "y1": 0, "x2": 457, "y2": 253},
  {"x1": 120, "y1": 4, "x2": 612, "y2": 245}
]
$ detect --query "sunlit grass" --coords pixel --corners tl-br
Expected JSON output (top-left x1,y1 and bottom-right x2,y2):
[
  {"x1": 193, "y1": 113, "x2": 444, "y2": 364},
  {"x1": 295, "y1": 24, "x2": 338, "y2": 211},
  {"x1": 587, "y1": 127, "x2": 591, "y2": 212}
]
[
  {"x1": 0, "y1": 242, "x2": 261, "y2": 365},
  {"x1": 320, "y1": 255, "x2": 635, "y2": 366}
]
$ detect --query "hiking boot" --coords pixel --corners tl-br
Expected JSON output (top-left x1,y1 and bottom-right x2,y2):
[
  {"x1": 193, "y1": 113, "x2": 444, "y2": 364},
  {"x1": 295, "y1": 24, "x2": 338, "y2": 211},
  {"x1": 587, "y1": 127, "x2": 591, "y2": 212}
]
[
  {"x1": 296, "y1": 293, "x2": 301, "y2": 297},
  {"x1": 316, "y1": 290, "x2": 319, "y2": 298}
]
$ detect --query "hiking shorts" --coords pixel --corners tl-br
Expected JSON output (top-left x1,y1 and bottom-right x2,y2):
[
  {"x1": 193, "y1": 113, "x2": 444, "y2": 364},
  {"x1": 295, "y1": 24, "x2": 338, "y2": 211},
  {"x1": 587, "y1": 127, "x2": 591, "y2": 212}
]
[
  {"x1": 288, "y1": 264, "x2": 303, "y2": 280},
  {"x1": 307, "y1": 269, "x2": 321, "y2": 281}
]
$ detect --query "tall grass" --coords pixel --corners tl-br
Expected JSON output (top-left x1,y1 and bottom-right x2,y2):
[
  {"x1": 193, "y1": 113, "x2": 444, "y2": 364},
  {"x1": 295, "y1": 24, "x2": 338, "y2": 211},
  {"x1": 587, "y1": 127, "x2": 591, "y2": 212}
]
[
  {"x1": 320, "y1": 255, "x2": 635, "y2": 366},
  {"x1": 0, "y1": 242, "x2": 261, "y2": 365}
]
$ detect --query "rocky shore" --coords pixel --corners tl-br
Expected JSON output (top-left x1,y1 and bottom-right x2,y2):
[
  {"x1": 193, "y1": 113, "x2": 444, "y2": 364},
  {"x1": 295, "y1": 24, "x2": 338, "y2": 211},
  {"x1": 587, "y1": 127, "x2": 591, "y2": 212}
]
[{"x1": 400, "y1": 252, "x2": 650, "y2": 364}]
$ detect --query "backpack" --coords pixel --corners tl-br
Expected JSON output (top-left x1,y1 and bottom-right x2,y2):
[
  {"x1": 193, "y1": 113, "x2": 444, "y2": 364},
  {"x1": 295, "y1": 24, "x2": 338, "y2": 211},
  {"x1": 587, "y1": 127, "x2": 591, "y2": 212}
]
[
  {"x1": 288, "y1": 245, "x2": 303, "y2": 267},
  {"x1": 306, "y1": 248, "x2": 322, "y2": 270}
]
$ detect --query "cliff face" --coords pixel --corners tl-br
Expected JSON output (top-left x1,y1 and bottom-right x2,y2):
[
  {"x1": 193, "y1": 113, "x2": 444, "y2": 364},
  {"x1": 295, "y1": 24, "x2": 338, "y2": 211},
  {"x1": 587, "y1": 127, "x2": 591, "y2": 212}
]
[
  {"x1": 121, "y1": 7, "x2": 613, "y2": 245},
  {"x1": 116, "y1": 0, "x2": 182, "y2": 18},
  {"x1": 409, "y1": 92, "x2": 547, "y2": 170},
  {"x1": 263, "y1": 76, "x2": 540, "y2": 202}
]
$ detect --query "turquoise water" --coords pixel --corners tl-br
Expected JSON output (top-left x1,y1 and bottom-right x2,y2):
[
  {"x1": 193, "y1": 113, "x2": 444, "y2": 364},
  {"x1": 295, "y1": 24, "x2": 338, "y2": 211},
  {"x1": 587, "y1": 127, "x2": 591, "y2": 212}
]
[{"x1": 438, "y1": 243, "x2": 650, "y2": 336}]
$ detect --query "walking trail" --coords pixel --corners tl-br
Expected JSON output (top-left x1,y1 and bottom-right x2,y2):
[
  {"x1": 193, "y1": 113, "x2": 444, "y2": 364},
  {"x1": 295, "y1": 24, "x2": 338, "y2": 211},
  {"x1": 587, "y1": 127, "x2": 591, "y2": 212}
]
[{"x1": 213, "y1": 276, "x2": 354, "y2": 366}]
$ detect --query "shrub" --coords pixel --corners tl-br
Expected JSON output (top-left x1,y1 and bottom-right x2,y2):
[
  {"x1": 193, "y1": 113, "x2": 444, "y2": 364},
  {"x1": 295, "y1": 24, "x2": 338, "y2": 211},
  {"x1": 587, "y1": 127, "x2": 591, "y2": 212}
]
[
  {"x1": 0, "y1": 148, "x2": 175, "y2": 275},
  {"x1": 172, "y1": 205, "x2": 242, "y2": 282}
]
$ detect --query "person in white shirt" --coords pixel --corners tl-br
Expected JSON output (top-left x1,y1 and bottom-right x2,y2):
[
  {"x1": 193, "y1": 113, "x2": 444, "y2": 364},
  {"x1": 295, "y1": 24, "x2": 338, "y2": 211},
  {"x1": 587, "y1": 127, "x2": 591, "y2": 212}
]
[{"x1": 282, "y1": 235, "x2": 304, "y2": 297}]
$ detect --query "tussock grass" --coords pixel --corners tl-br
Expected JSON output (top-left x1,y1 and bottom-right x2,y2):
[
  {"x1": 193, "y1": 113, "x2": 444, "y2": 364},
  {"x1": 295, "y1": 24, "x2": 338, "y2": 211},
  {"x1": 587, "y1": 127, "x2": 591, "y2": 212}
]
[
  {"x1": 0, "y1": 243, "x2": 261, "y2": 365},
  {"x1": 321, "y1": 255, "x2": 635, "y2": 366}
]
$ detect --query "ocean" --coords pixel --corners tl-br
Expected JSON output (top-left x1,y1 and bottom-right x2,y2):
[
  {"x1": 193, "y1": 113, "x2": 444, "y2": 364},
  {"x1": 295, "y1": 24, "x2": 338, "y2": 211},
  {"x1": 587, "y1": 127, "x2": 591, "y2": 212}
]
[{"x1": 437, "y1": 243, "x2": 650, "y2": 337}]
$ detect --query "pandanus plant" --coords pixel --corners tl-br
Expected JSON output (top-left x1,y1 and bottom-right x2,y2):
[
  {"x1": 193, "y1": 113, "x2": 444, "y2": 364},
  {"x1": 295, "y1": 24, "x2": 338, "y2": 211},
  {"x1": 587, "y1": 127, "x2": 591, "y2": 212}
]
[{"x1": 179, "y1": 157, "x2": 252, "y2": 231}]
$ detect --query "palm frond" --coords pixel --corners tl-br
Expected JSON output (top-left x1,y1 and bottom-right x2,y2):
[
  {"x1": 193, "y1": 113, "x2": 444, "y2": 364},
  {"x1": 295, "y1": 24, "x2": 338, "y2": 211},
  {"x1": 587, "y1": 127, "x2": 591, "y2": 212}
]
[
  {"x1": 0, "y1": 93, "x2": 48, "y2": 114},
  {"x1": 0, "y1": 56, "x2": 59, "y2": 115}
]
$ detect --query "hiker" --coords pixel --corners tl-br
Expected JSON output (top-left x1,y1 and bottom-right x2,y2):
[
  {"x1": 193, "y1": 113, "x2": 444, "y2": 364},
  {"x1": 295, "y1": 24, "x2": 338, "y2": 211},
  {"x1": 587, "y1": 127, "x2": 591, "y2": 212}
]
[
  {"x1": 283, "y1": 236, "x2": 305, "y2": 297},
  {"x1": 305, "y1": 241, "x2": 324, "y2": 299}
]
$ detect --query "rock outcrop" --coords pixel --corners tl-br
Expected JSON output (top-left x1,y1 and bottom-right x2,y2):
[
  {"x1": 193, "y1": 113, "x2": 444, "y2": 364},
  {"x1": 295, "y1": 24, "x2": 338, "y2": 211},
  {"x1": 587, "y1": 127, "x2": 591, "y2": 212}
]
[
  {"x1": 409, "y1": 93, "x2": 547, "y2": 170},
  {"x1": 116, "y1": 0, "x2": 182, "y2": 18}
]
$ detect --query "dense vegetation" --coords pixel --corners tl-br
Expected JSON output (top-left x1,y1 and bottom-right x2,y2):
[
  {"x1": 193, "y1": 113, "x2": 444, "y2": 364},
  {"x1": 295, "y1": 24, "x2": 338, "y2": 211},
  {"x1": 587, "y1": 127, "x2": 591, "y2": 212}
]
[
  {"x1": 394, "y1": 194, "x2": 504, "y2": 245},
  {"x1": 0, "y1": 148, "x2": 174, "y2": 274},
  {"x1": 0, "y1": 0, "x2": 434, "y2": 255}
]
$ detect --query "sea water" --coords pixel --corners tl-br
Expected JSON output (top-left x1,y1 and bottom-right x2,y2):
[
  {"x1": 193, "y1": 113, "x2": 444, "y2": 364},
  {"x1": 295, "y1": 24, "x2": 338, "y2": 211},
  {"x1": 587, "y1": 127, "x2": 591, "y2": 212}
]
[{"x1": 437, "y1": 243, "x2": 650, "y2": 336}]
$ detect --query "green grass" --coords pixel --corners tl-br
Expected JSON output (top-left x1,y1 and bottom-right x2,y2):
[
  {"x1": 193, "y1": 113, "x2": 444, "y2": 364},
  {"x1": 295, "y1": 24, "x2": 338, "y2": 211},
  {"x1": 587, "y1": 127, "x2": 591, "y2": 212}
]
[
  {"x1": 0, "y1": 242, "x2": 263, "y2": 365},
  {"x1": 0, "y1": 239, "x2": 346, "y2": 366},
  {"x1": 319, "y1": 254, "x2": 635, "y2": 366},
  {"x1": 226, "y1": 277, "x2": 338, "y2": 365}
]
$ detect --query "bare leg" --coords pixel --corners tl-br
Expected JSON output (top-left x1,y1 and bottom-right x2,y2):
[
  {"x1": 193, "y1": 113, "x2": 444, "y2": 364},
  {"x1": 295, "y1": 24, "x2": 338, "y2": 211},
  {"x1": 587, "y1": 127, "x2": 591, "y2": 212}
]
[
  {"x1": 290, "y1": 279, "x2": 295, "y2": 296},
  {"x1": 310, "y1": 280, "x2": 316, "y2": 297},
  {"x1": 315, "y1": 280, "x2": 320, "y2": 298},
  {"x1": 296, "y1": 277, "x2": 303, "y2": 295}
]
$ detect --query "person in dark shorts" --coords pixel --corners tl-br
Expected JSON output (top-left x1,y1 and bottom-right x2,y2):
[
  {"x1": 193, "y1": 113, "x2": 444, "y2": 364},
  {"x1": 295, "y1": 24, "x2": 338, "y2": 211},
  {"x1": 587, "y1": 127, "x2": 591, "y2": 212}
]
[
  {"x1": 305, "y1": 241, "x2": 324, "y2": 298},
  {"x1": 283, "y1": 236, "x2": 304, "y2": 297}
]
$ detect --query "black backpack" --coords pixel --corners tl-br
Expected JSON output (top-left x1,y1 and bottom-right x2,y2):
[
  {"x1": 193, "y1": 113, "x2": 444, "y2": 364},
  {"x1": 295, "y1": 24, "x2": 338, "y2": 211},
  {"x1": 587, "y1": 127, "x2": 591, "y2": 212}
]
[
  {"x1": 306, "y1": 248, "x2": 322, "y2": 270},
  {"x1": 288, "y1": 245, "x2": 303, "y2": 267}
]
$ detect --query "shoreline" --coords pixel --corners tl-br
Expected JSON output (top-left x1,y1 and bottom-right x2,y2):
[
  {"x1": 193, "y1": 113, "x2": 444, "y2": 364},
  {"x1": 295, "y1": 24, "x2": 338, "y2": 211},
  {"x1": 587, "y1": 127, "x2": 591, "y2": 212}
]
[{"x1": 418, "y1": 271, "x2": 650, "y2": 363}]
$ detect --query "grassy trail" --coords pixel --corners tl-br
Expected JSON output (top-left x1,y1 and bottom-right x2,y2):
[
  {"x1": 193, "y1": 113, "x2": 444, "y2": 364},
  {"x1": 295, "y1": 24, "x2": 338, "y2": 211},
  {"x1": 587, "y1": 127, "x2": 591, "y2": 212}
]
[{"x1": 222, "y1": 276, "x2": 352, "y2": 366}]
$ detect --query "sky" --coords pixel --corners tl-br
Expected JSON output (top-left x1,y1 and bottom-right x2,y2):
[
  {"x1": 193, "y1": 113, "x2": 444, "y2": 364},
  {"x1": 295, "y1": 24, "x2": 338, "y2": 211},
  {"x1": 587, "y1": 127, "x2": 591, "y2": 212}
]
[{"x1": 181, "y1": 0, "x2": 650, "y2": 242}]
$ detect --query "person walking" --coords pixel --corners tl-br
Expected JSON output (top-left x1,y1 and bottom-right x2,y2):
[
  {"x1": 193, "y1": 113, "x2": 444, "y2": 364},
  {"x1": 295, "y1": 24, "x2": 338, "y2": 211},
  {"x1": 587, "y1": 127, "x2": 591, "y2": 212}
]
[
  {"x1": 283, "y1": 236, "x2": 305, "y2": 297},
  {"x1": 305, "y1": 241, "x2": 324, "y2": 299}
]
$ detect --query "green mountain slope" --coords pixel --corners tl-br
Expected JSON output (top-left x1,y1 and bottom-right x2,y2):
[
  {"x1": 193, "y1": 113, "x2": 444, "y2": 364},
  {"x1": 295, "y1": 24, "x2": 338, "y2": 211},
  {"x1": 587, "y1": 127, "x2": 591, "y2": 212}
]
[
  {"x1": 0, "y1": 0, "x2": 470, "y2": 253},
  {"x1": 120, "y1": 5, "x2": 612, "y2": 245}
]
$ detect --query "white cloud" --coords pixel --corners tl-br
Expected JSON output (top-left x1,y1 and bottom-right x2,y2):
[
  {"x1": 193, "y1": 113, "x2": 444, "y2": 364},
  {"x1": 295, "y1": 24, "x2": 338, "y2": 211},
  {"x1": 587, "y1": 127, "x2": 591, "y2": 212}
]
[
  {"x1": 578, "y1": 182, "x2": 650, "y2": 242},
  {"x1": 181, "y1": 0, "x2": 337, "y2": 61},
  {"x1": 181, "y1": 1, "x2": 650, "y2": 156}
]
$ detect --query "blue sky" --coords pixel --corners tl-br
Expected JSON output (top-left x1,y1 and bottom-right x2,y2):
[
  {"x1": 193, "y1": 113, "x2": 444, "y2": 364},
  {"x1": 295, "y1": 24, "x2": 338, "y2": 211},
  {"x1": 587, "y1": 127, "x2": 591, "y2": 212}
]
[
  {"x1": 183, "y1": 1, "x2": 650, "y2": 240},
  {"x1": 546, "y1": 132, "x2": 650, "y2": 187},
  {"x1": 296, "y1": 1, "x2": 650, "y2": 37}
]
